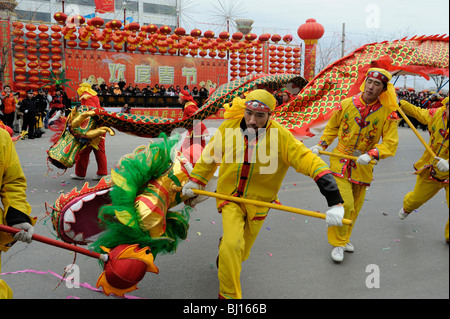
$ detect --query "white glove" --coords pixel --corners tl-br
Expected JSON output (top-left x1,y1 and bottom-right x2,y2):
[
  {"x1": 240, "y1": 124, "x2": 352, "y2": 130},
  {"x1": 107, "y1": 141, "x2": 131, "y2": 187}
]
[
  {"x1": 310, "y1": 145, "x2": 322, "y2": 155},
  {"x1": 357, "y1": 153, "x2": 372, "y2": 165},
  {"x1": 325, "y1": 204, "x2": 344, "y2": 227},
  {"x1": 435, "y1": 157, "x2": 449, "y2": 172},
  {"x1": 12, "y1": 222, "x2": 34, "y2": 244},
  {"x1": 182, "y1": 180, "x2": 203, "y2": 198}
]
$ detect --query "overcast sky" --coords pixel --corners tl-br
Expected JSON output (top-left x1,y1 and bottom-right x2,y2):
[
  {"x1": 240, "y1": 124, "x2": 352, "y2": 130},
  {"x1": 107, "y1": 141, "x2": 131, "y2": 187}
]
[{"x1": 178, "y1": 0, "x2": 449, "y2": 90}]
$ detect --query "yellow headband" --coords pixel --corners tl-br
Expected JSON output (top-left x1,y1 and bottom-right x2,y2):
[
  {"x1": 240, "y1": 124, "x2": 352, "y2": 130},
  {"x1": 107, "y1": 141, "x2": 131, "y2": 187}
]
[
  {"x1": 360, "y1": 68, "x2": 398, "y2": 112},
  {"x1": 224, "y1": 89, "x2": 277, "y2": 119}
]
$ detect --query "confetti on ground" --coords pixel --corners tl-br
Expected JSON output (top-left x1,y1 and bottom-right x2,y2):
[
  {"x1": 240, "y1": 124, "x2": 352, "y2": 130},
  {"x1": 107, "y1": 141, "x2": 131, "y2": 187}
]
[
  {"x1": 266, "y1": 227, "x2": 270, "y2": 230},
  {"x1": 266, "y1": 252, "x2": 273, "y2": 257},
  {"x1": 211, "y1": 221, "x2": 216, "y2": 224},
  {"x1": 197, "y1": 232, "x2": 201, "y2": 236},
  {"x1": 381, "y1": 247, "x2": 391, "y2": 251},
  {"x1": 393, "y1": 239, "x2": 401, "y2": 242}
]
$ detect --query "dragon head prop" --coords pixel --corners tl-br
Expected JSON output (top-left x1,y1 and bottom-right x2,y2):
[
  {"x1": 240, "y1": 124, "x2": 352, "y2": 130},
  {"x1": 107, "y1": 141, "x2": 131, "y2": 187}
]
[{"x1": 49, "y1": 134, "x2": 204, "y2": 296}]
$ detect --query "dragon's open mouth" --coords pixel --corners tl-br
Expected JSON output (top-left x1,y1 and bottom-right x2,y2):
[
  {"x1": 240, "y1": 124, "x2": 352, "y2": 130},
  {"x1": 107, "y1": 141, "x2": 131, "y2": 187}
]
[{"x1": 58, "y1": 189, "x2": 111, "y2": 245}]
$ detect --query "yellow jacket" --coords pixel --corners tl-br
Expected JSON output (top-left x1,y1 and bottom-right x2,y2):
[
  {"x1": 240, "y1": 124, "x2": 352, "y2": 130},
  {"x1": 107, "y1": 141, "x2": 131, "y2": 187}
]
[
  {"x1": 0, "y1": 129, "x2": 34, "y2": 252},
  {"x1": 400, "y1": 100, "x2": 449, "y2": 182},
  {"x1": 190, "y1": 117, "x2": 338, "y2": 220},
  {"x1": 318, "y1": 94, "x2": 399, "y2": 186}
]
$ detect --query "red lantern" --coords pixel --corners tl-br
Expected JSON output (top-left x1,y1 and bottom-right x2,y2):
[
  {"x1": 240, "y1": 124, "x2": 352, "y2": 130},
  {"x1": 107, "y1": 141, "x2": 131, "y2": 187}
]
[
  {"x1": 26, "y1": 47, "x2": 37, "y2": 54},
  {"x1": 39, "y1": 40, "x2": 50, "y2": 47},
  {"x1": 13, "y1": 37, "x2": 25, "y2": 45},
  {"x1": 51, "y1": 47, "x2": 62, "y2": 54},
  {"x1": 110, "y1": 20, "x2": 123, "y2": 30},
  {"x1": 15, "y1": 60, "x2": 26, "y2": 68},
  {"x1": 190, "y1": 28, "x2": 202, "y2": 37},
  {"x1": 12, "y1": 29, "x2": 24, "y2": 37},
  {"x1": 15, "y1": 52, "x2": 25, "y2": 60},
  {"x1": 15, "y1": 68, "x2": 26, "y2": 75},
  {"x1": 51, "y1": 40, "x2": 62, "y2": 47},
  {"x1": 113, "y1": 44, "x2": 123, "y2": 52},
  {"x1": 67, "y1": 40, "x2": 77, "y2": 48},
  {"x1": 51, "y1": 25, "x2": 62, "y2": 33},
  {"x1": 28, "y1": 69, "x2": 39, "y2": 77},
  {"x1": 103, "y1": 43, "x2": 112, "y2": 51},
  {"x1": 79, "y1": 42, "x2": 89, "y2": 49},
  {"x1": 14, "y1": 45, "x2": 25, "y2": 52},
  {"x1": 219, "y1": 31, "x2": 230, "y2": 41},
  {"x1": 40, "y1": 69, "x2": 51, "y2": 77},
  {"x1": 27, "y1": 54, "x2": 38, "y2": 62},
  {"x1": 28, "y1": 61, "x2": 38, "y2": 69},
  {"x1": 90, "y1": 17, "x2": 104, "y2": 28},
  {"x1": 25, "y1": 24, "x2": 37, "y2": 32},
  {"x1": 51, "y1": 55, "x2": 62, "y2": 62},
  {"x1": 40, "y1": 62, "x2": 51, "y2": 69},
  {"x1": 29, "y1": 76, "x2": 40, "y2": 83},
  {"x1": 91, "y1": 42, "x2": 101, "y2": 50},
  {"x1": 218, "y1": 51, "x2": 227, "y2": 59},
  {"x1": 258, "y1": 34, "x2": 271, "y2": 42},
  {"x1": 54, "y1": 12, "x2": 68, "y2": 25},
  {"x1": 26, "y1": 31, "x2": 37, "y2": 39},
  {"x1": 15, "y1": 75, "x2": 27, "y2": 82},
  {"x1": 51, "y1": 32, "x2": 62, "y2": 40},
  {"x1": 51, "y1": 62, "x2": 62, "y2": 69},
  {"x1": 12, "y1": 21, "x2": 23, "y2": 29},
  {"x1": 159, "y1": 25, "x2": 172, "y2": 35},
  {"x1": 232, "y1": 32, "x2": 244, "y2": 41},
  {"x1": 38, "y1": 32, "x2": 49, "y2": 40},
  {"x1": 283, "y1": 34, "x2": 293, "y2": 43},
  {"x1": 271, "y1": 34, "x2": 281, "y2": 43}
]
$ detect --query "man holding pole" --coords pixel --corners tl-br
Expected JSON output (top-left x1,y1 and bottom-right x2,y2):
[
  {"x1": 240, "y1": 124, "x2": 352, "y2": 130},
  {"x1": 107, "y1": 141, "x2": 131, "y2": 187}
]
[
  {"x1": 310, "y1": 68, "x2": 399, "y2": 262},
  {"x1": 182, "y1": 89, "x2": 345, "y2": 299},
  {"x1": 0, "y1": 128, "x2": 35, "y2": 299},
  {"x1": 397, "y1": 97, "x2": 449, "y2": 242}
]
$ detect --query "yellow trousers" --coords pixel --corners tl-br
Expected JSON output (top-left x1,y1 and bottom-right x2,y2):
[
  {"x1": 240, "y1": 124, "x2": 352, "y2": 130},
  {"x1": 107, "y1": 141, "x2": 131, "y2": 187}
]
[
  {"x1": 328, "y1": 177, "x2": 367, "y2": 247},
  {"x1": 0, "y1": 253, "x2": 13, "y2": 299},
  {"x1": 403, "y1": 169, "x2": 449, "y2": 242},
  {"x1": 218, "y1": 203, "x2": 265, "y2": 299}
]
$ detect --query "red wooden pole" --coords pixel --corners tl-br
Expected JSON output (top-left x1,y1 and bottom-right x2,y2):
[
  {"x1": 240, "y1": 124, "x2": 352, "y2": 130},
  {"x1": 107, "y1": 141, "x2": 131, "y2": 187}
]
[{"x1": 0, "y1": 224, "x2": 108, "y2": 262}]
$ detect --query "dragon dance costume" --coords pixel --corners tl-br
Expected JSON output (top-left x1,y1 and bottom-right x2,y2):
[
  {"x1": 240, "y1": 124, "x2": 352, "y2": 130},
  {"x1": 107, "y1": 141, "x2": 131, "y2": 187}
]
[
  {"x1": 188, "y1": 90, "x2": 344, "y2": 299},
  {"x1": 399, "y1": 98, "x2": 449, "y2": 242},
  {"x1": 73, "y1": 84, "x2": 108, "y2": 178},
  {"x1": 0, "y1": 129, "x2": 35, "y2": 299},
  {"x1": 315, "y1": 68, "x2": 399, "y2": 248}
]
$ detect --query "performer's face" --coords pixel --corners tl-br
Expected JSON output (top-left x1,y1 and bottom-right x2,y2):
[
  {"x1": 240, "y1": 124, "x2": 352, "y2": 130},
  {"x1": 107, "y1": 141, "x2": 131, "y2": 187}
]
[
  {"x1": 363, "y1": 77, "x2": 386, "y2": 103},
  {"x1": 244, "y1": 108, "x2": 270, "y2": 131}
]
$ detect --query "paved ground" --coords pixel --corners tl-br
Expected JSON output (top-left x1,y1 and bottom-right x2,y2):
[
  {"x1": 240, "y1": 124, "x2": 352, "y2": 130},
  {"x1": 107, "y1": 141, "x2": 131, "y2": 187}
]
[{"x1": 1, "y1": 121, "x2": 448, "y2": 300}]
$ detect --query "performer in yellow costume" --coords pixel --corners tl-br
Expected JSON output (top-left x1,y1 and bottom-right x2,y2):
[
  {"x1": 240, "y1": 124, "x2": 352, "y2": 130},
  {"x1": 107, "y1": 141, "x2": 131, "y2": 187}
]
[
  {"x1": 311, "y1": 68, "x2": 399, "y2": 262},
  {"x1": 0, "y1": 128, "x2": 36, "y2": 299},
  {"x1": 182, "y1": 90, "x2": 345, "y2": 299},
  {"x1": 398, "y1": 97, "x2": 449, "y2": 242}
]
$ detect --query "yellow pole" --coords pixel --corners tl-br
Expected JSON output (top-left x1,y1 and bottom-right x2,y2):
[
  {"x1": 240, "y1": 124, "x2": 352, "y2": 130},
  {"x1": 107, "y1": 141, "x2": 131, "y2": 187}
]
[
  {"x1": 191, "y1": 189, "x2": 353, "y2": 226},
  {"x1": 319, "y1": 150, "x2": 378, "y2": 165},
  {"x1": 397, "y1": 107, "x2": 437, "y2": 158}
]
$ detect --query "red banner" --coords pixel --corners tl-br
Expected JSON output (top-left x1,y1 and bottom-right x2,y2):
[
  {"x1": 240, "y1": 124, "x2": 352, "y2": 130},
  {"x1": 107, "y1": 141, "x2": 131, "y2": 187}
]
[
  {"x1": 65, "y1": 49, "x2": 229, "y2": 99},
  {"x1": 94, "y1": 0, "x2": 115, "y2": 13},
  {"x1": 0, "y1": 20, "x2": 13, "y2": 87}
]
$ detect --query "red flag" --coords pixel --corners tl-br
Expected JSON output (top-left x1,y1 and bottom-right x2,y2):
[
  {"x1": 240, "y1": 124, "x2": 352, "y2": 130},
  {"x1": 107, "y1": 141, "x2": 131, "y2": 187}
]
[{"x1": 94, "y1": 0, "x2": 115, "y2": 13}]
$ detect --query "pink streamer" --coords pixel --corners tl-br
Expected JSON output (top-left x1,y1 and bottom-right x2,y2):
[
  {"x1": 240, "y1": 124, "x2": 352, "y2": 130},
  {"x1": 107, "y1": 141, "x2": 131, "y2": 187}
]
[{"x1": 1, "y1": 269, "x2": 145, "y2": 299}]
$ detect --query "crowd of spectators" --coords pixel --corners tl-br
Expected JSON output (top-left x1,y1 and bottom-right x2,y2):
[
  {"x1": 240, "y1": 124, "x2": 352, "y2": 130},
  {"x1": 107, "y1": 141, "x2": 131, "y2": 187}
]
[
  {"x1": 396, "y1": 88, "x2": 448, "y2": 131},
  {"x1": 92, "y1": 80, "x2": 210, "y2": 99}
]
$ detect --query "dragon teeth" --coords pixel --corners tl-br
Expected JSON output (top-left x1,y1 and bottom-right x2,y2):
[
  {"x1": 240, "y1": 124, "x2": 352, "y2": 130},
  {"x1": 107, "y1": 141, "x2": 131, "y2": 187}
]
[
  {"x1": 64, "y1": 209, "x2": 75, "y2": 223},
  {"x1": 71, "y1": 200, "x2": 83, "y2": 212},
  {"x1": 82, "y1": 193, "x2": 96, "y2": 202}
]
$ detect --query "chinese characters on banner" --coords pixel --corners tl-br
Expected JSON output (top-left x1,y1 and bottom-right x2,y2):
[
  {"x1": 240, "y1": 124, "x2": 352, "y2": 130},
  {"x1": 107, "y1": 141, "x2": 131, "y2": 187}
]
[{"x1": 64, "y1": 49, "x2": 229, "y2": 99}]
